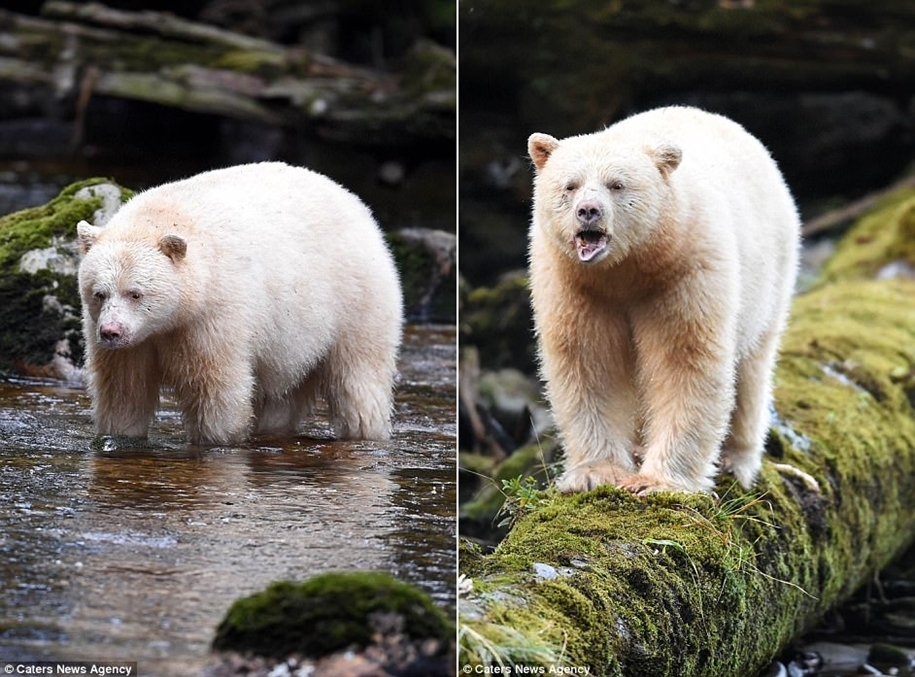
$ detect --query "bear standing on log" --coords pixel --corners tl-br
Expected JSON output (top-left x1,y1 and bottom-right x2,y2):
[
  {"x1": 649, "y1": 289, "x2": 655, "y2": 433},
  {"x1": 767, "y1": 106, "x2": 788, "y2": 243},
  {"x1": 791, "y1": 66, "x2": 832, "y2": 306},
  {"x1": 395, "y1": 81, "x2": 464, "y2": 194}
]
[
  {"x1": 77, "y1": 162, "x2": 403, "y2": 445},
  {"x1": 527, "y1": 106, "x2": 800, "y2": 495}
]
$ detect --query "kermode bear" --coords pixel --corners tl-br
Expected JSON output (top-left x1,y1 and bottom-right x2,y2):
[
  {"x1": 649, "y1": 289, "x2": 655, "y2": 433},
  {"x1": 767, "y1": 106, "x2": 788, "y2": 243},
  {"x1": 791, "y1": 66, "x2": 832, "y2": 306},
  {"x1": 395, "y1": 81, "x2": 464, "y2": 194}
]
[
  {"x1": 77, "y1": 162, "x2": 403, "y2": 445},
  {"x1": 527, "y1": 106, "x2": 800, "y2": 494}
]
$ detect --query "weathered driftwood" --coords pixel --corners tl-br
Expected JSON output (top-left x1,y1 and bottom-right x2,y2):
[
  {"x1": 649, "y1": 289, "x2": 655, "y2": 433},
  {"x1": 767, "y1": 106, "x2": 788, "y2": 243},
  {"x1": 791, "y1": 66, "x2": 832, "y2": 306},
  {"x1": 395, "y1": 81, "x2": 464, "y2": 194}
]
[
  {"x1": 458, "y1": 188, "x2": 915, "y2": 674},
  {"x1": 0, "y1": 1, "x2": 454, "y2": 145}
]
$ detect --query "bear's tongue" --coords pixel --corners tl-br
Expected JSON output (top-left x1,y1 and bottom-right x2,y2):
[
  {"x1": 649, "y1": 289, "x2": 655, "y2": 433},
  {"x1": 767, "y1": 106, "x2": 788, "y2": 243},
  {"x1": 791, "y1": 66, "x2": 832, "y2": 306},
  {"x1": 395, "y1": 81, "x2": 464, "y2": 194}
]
[{"x1": 575, "y1": 230, "x2": 608, "y2": 262}]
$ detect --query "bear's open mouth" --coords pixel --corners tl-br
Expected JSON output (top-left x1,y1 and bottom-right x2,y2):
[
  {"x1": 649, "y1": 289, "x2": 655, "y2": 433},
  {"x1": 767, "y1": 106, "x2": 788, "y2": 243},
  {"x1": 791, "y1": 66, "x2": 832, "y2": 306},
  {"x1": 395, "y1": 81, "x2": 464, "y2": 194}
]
[{"x1": 574, "y1": 230, "x2": 608, "y2": 263}]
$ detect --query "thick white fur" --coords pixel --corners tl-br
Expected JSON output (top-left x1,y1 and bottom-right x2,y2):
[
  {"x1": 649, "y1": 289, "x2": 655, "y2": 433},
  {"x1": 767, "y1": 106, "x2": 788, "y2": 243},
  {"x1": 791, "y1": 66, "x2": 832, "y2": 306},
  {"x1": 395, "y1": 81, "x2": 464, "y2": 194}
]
[
  {"x1": 527, "y1": 106, "x2": 800, "y2": 494},
  {"x1": 77, "y1": 162, "x2": 403, "y2": 445}
]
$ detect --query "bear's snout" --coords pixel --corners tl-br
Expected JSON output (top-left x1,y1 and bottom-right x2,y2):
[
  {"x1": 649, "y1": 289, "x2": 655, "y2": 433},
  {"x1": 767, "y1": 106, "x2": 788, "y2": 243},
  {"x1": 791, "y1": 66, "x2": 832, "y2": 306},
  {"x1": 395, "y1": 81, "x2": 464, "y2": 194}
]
[
  {"x1": 98, "y1": 322, "x2": 129, "y2": 348},
  {"x1": 576, "y1": 200, "x2": 603, "y2": 226}
]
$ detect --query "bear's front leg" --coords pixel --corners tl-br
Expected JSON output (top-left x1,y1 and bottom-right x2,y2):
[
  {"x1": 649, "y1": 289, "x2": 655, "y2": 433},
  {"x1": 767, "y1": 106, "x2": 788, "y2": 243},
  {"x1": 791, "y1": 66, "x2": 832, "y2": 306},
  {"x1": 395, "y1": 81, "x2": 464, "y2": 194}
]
[
  {"x1": 86, "y1": 343, "x2": 160, "y2": 438},
  {"x1": 623, "y1": 296, "x2": 738, "y2": 495},
  {"x1": 539, "y1": 310, "x2": 640, "y2": 492},
  {"x1": 168, "y1": 337, "x2": 256, "y2": 446},
  {"x1": 177, "y1": 376, "x2": 255, "y2": 445}
]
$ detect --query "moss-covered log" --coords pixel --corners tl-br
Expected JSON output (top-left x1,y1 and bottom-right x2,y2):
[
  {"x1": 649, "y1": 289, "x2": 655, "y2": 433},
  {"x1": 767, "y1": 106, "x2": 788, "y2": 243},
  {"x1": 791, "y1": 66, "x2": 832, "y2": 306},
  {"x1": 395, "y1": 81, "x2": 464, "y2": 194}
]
[{"x1": 458, "y1": 191, "x2": 915, "y2": 674}]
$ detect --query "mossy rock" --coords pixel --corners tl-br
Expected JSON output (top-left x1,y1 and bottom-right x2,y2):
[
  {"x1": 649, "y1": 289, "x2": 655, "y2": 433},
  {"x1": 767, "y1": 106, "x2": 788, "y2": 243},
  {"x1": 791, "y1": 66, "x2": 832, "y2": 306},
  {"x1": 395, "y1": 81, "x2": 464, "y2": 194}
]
[
  {"x1": 0, "y1": 178, "x2": 131, "y2": 377},
  {"x1": 388, "y1": 227, "x2": 456, "y2": 323},
  {"x1": 211, "y1": 571, "x2": 454, "y2": 658}
]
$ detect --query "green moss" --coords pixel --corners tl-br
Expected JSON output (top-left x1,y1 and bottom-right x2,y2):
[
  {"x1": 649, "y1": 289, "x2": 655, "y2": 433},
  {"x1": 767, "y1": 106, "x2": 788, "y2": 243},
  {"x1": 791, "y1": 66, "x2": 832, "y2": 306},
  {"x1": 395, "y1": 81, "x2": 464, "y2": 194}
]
[
  {"x1": 817, "y1": 187, "x2": 915, "y2": 284},
  {"x1": 400, "y1": 40, "x2": 457, "y2": 98},
  {"x1": 459, "y1": 451, "x2": 499, "y2": 478},
  {"x1": 88, "y1": 35, "x2": 226, "y2": 73},
  {"x1": 0, "y1": 179, "x2": 133, "y2": 372},
  {"x1": 0, "y1": 179, "x2": 130, "y2": 268},
  {"x1": 212, "y1": 571, "x2": 453, "y2": 659},
  {"x1": 212, "y1": 49, "x2": 287, "y2": 75},
  {"x1": 459, "y1": 441, "x2": 557, "y2": 543}
]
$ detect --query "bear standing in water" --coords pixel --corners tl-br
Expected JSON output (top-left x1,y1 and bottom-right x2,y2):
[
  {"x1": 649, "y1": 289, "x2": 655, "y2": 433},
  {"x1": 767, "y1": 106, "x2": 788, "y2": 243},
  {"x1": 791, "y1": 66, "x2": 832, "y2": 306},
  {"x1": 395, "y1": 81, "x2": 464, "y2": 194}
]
[
  {"x1": 527, "y1": 106, "x2": 800, "y2": 494},
  {"x1": 77, "y1": 162, "x2": 403, "y2": 445}
]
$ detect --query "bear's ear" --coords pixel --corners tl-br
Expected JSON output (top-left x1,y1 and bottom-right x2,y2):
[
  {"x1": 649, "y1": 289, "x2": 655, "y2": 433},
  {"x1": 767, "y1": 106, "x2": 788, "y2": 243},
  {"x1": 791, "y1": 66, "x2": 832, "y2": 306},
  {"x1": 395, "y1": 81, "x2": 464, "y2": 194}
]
[
  {"x1": 651, "y1": 143, "x2": 682, "y2": 178},
  {"x1": 76, "y1": 220, "x2": 102, "y2": 254},
  {"x1": 528, "y1": 133, "x2": 560, "y2": 170},
  {"x1": 158, "y1": 234, "x2": 187, "y2": 262}
]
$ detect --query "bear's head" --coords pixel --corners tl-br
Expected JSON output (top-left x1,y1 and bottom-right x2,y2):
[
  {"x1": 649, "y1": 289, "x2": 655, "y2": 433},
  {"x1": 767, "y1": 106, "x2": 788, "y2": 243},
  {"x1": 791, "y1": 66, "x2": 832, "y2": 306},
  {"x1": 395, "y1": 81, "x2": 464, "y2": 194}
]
[
  {"x1": 528, "y1": 131, "x2": 681, "y2": 266},
  {"x1": 77, "y1": 220, "x2": 188, "y2": 349}
]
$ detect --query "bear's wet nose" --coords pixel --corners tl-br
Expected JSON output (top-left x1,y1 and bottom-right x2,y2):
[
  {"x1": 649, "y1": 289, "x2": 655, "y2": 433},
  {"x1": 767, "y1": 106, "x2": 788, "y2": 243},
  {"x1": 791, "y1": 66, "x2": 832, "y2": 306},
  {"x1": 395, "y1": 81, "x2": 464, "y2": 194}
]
[
  {"x1": 99, "y1": 323, "x2": 122, "y2": 342},
  {"x1": 576, "y1": 201, "x2": 603, "y2": 225}
]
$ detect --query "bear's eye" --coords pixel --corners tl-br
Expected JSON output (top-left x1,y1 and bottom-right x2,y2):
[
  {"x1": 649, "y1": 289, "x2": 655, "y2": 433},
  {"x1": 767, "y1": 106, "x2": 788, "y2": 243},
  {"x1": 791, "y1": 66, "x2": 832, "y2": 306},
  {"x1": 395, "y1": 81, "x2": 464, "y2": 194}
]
[
  {"x1": 93, "y1": 291, "x2": 106, "y2": 302},
  {"x1": 128, "y1": 291, "x2": 142, "y2": 301},
  {"x1": 564, "y1": 181, "x2": 578, "y2": 193},
  {"x1": 607, "y1": 180, "x2": 625, "y2": 191}
]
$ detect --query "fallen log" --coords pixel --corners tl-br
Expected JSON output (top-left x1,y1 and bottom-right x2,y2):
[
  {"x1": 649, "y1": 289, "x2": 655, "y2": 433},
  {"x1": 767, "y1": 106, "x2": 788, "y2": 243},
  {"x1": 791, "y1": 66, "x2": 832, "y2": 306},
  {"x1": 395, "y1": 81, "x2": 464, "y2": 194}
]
[{"x1": 457, "y1": 188, "x2": 915, "y2": 675}]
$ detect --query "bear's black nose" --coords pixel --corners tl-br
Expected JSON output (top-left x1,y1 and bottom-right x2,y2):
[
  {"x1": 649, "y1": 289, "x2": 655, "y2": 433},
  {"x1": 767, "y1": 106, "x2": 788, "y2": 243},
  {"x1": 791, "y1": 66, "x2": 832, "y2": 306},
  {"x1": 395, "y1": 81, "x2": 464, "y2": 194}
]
[{"x1": 576, "y1": 201, "x2": 603, "y2": 225}]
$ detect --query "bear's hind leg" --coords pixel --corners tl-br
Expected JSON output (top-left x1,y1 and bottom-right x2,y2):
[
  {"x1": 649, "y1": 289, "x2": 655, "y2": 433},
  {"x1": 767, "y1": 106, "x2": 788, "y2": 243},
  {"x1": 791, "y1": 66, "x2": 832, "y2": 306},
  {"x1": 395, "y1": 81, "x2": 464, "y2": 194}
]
[
  {"x1": 254, "y1": 397, "x2": 296, "y2": 436},
  {"x1": 180, "y1": 381, "x2": 255, "y2": 445},
  {"x1": 254, "y1": 375, "x2": 320, "y2": 436},
  {"x1": 721, "y1": 329, "x2": 780, "y2": 489},
  {"x1": 171, "y1": 347, "x2": 256, "y2": 445},
  {"x1": 321, "y1": 341, "x2": 396, "y2": 441}
]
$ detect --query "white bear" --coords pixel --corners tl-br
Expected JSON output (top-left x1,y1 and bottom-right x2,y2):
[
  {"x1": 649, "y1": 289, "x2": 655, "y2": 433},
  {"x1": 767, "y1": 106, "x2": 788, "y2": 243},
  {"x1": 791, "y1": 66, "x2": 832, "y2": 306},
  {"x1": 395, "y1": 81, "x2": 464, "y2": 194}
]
[
  {"x1": 77, "y1": 162, "x2": 403, "y2": 445},
  {"x1": 527, "y1": 106, "x2": 800, "y2": 494}
]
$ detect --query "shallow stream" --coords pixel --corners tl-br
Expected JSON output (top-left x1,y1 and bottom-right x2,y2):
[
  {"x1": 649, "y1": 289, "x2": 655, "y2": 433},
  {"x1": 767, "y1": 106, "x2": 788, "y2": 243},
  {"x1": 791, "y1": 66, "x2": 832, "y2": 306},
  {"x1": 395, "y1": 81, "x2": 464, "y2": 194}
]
[{"x1": 0, "y1": 324, "x2": 456, "y2": 676}]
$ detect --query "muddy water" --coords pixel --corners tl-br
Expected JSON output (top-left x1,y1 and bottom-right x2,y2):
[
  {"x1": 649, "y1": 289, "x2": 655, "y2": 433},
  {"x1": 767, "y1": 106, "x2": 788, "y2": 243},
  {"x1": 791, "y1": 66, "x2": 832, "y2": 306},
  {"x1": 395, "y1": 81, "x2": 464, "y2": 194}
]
[{"x1": 0, "y1": 325, "x2": 456, "y2": 677}]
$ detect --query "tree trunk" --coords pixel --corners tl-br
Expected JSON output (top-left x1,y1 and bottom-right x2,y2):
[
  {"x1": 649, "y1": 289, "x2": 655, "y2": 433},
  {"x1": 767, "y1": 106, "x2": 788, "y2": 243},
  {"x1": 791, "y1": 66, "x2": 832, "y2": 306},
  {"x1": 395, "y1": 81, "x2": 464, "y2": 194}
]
[{"x1": 458, "y1": 188, "x2": 915, "y2": 675}]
